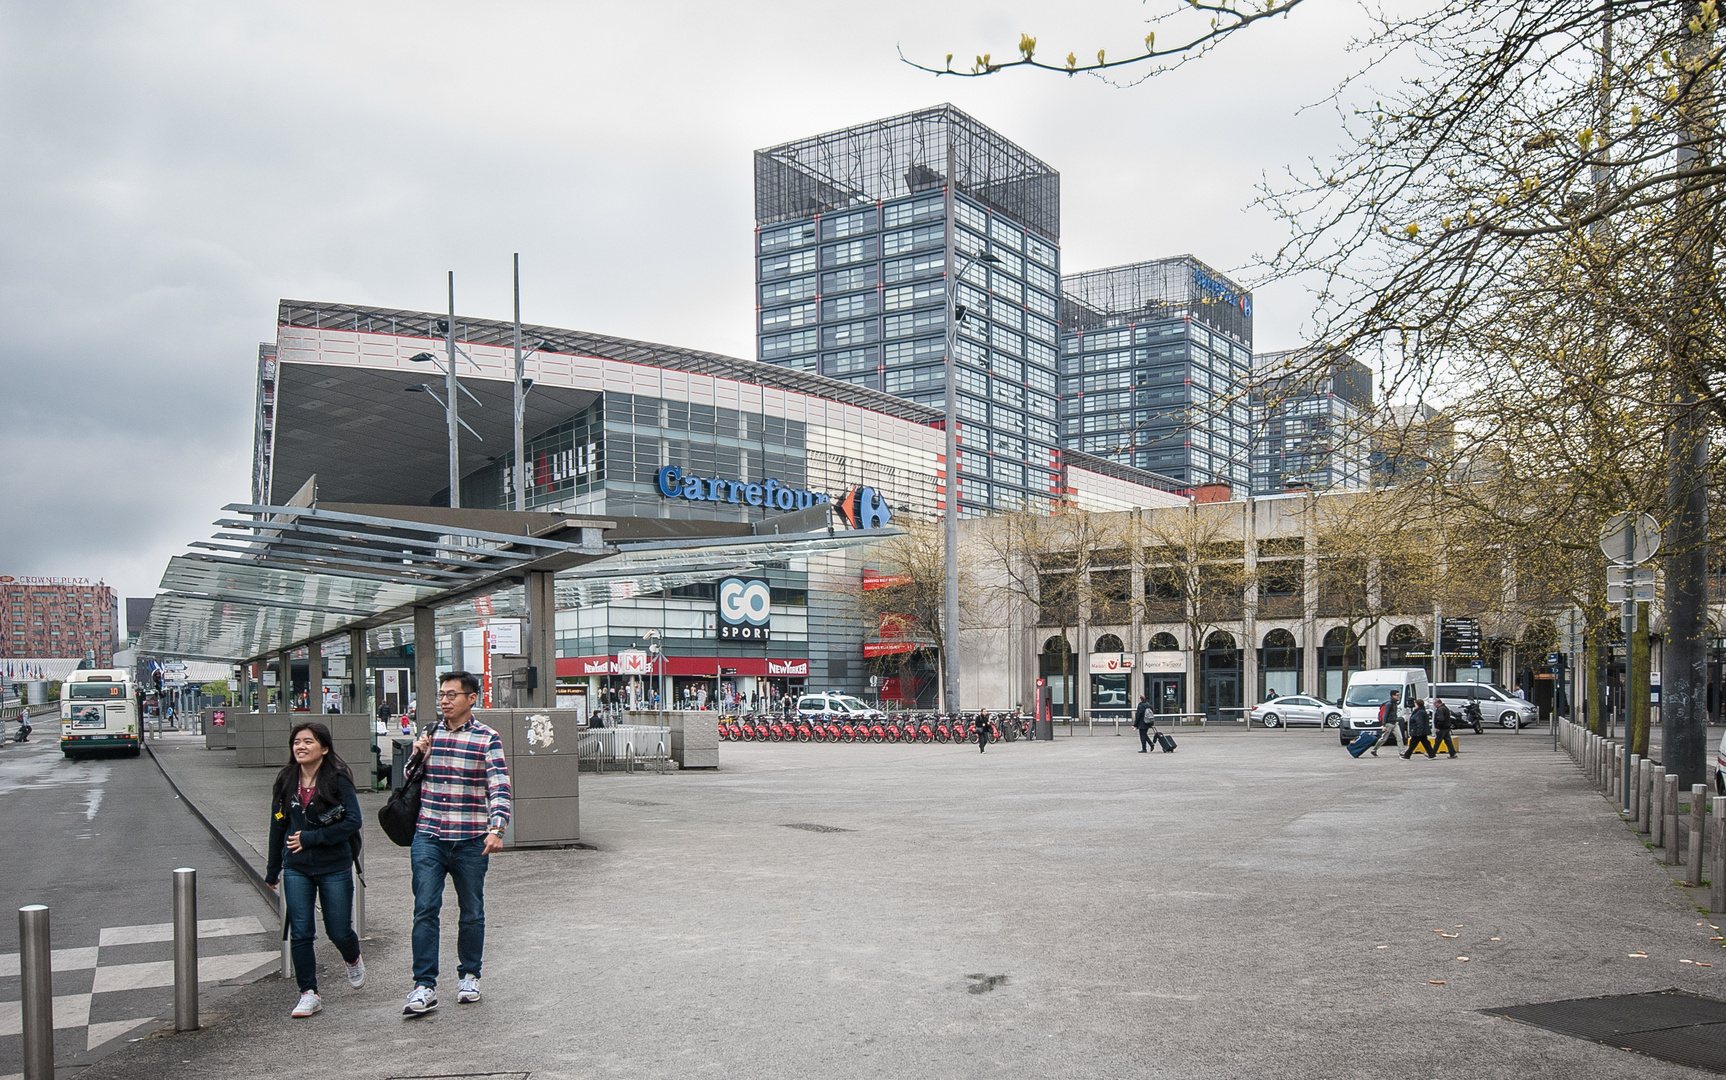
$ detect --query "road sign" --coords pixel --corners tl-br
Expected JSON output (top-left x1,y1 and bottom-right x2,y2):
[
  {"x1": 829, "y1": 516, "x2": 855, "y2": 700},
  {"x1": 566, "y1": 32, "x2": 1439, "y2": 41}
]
[
  {"x1": 1599, "y1": 511, "x2": 1661, "y2": 565},
  {"x1": 1440, "y1": 616, "x2": 1481, "y2": 657},
  {"x1": 1606, "y1": 582, "x2": 1657, "y2": 603},
  {"x1": 1471, "y1": 660, "x2": 1482, "y2": 669},
  {"x1": 1606, "y1": 565, "x2": 1657, "y2": 586}
]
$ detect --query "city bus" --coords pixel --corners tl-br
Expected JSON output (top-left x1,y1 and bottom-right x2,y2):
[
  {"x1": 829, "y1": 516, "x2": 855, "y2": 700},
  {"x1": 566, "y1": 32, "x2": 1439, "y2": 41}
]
[{"x1": 61, "y1": 669, "x2": 140, "y2": 758}]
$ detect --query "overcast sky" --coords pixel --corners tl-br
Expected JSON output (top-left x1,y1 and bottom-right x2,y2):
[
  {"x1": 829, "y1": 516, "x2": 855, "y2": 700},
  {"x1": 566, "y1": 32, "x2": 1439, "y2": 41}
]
[{"x1": 0, "y1": 0, "x2": 1372, "y2": 611}]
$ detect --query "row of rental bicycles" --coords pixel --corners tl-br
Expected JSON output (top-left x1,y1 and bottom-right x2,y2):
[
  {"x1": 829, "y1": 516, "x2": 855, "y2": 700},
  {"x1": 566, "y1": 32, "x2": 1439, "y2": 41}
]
[{"x1": 718, "y1": 712, "x2": 1033, "y2": 744}]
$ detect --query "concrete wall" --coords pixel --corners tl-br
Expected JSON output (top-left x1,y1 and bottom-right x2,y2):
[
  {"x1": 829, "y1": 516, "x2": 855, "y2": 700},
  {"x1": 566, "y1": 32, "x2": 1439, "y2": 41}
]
[
  {"x1": 201, "y1": 709, "x2": 234, "y2": 750},
  {"x1": 474, "y1": 708, "x2": 581, "y2": 847},
  {"x1": 232, "y1": 712, "x2": 370, "y2": 772}
]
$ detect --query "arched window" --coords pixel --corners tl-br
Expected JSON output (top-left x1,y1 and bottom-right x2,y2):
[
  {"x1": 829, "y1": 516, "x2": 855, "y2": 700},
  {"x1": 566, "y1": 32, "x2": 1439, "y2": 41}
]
[
  {"x1": 1039, "y1": 636, "x2": 1076, "y2": 717},
  {"x1": 1387, "y1": 624, "x2": 1423, "y2": 645},
  {"x1": 1094, "y1": 633, "x2": 1125, "y2": 653},
  {"x1": 1205, "y1": 631, "x2": 1237, "y2": 651},
  {"x1": 1148, "y1": 632, "x2": 1179, "y2": 650},
  {"x1": 1324, "y1": 626, "x2": 1358, "y2": 648},
  {"x1": 1042, "y1": 636, "x2": 1073, "y2": 657},
  {"x1": 1260, "y1": 628, "x2": 1300, "y2": 698}
]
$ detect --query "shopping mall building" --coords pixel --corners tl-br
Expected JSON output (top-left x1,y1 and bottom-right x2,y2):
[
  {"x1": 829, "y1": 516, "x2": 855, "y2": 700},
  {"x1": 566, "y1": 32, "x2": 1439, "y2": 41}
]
[{"x1": 254, "y1": 300, "x2": 1185, "y2": 712}]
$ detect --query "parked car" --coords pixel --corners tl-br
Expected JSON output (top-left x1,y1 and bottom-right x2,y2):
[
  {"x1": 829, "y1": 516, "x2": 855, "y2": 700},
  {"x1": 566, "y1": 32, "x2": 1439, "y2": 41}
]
[
  {"x1": 1434, "y1": 682, "x2": 1538, "y2": 730},
  {"x1": 1715, "y1": 730, "x2": 1726, "y2": 795},
  {"x1": 796, "y1": 693, "x2": 886, "y2": 722},
  {"x1": 1339, "y1": 668, "x2": 1430, "y2": 746},
  {"x1": 1250, "y1": 695, "x2": 1342, "y2": 729}
]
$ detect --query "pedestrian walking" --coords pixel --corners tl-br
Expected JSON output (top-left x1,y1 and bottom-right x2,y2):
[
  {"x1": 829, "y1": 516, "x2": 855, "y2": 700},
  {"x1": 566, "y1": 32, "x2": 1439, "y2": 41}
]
[
  {"x1": 1402, "y1": 697, "x2": 1437, "y2": 759},
  {"x1": 264, "y1": 721, "x2": 364, "y2": 1019},
  {"x1": 1371, "y1": 690, "x2": 1401, "y2": 756},
  {"x1": 403, "y1": 671, "x2": 512, "y2": 1016},
  {"x1": 1432, "y1": 698, "x2": 1459, "y2": 757},
  {"x1": 976, "y1": 709, "x2": 991, "y2": 753},
  {"x1": 1133, "y1": 694, "x2": 1158, "y2": 753}
]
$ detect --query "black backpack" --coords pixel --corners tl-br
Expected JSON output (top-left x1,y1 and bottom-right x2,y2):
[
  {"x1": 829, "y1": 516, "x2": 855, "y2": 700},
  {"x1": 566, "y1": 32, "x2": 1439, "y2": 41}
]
[{"x1": 377, "y1": 723, "x2": 436, "y2": 847}]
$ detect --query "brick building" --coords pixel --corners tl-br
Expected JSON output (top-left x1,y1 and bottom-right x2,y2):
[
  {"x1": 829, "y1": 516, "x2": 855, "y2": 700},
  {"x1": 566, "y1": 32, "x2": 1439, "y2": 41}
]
[{"x1": 1, "y1": 576, "x2": 120, "y2": 667}]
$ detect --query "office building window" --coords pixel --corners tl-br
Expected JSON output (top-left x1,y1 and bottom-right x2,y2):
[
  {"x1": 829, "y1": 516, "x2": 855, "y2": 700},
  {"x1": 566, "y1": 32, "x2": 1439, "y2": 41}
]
[
  {"x1": 760, "y1": 303, "x2": 816, "y2": 331},
  {"x1": 821, "y1": 208, "x2": 877, "y2": 240},
  {"x1": 823, "y1": 292, "x2": 878, "y2": 321},
  {"x1": 759, "y1": 223, "x2": 815, "y2": 253},
  {"x1": 883, "y1": 196, "x2": 942, "y2": 228},
  {"x1": 760, "y1": 276, "x2": 816, "y2": 305}
]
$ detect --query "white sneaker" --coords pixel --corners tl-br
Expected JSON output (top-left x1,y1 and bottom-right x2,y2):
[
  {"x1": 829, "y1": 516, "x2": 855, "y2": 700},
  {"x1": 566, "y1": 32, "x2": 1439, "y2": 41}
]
[
  {"x1": 457, "y1": 975, "x2": 481, "y2": 1003},
  {"x1": 291, "y1": 990, "x2": 322, "y2": 1018},
  {"x1": 402, "y1": 984, "x2": 437, "y2": 1015},
  {"x1": 346, "y1": 956, "x2": 365, "y2": 989}
]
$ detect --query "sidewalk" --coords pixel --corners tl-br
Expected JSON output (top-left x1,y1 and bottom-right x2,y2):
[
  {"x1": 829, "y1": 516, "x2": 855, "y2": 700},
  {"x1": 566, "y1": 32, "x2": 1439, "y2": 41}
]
[{"x1": 107, "y1": 728, "x2": 1726, "y2": 1079}]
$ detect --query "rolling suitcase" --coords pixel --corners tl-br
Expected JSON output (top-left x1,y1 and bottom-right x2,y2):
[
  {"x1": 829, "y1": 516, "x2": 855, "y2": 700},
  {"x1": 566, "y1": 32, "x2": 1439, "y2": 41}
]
[
  {"x1": 1155, "y1": 731, "x2": 1177, "y2": 753},
  {"x1": 1347, "y1": 729, "x2": 1377, "y2": 758}
]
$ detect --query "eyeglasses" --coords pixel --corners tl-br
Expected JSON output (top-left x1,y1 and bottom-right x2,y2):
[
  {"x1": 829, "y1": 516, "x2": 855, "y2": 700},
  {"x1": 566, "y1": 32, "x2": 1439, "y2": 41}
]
[{"x1": 436, "y1": 690, "x2": 474, "y2": 700}]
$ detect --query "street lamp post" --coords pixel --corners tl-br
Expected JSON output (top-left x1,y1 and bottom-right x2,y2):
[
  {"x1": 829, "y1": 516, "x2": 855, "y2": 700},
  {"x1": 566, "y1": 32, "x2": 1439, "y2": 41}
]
[
  {"x1": 940, "y1": 157, "x2": 1001, "y2": 716},
  {"x1": 513, "y1": 254, "x2": 526, "y2": 512},
  {"x1": 445, "y1": 273, "x2": 459, "y2": 507}
]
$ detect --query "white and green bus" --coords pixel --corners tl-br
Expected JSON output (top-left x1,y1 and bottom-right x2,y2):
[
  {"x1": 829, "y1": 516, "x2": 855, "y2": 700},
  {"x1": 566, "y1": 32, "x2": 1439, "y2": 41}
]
[{"x1": 61, "y1": 669, "x2": 140, "y2": 758}]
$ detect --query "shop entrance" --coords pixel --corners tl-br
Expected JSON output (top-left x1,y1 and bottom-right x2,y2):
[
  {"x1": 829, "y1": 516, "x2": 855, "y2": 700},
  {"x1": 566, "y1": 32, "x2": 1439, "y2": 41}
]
[{"x1": 1146, "y1": 675, "x2": 1185, "y2": 715}]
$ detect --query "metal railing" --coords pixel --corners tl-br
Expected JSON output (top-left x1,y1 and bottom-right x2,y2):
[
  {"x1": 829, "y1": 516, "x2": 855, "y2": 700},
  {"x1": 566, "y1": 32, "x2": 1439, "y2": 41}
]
[{"x1": 578, "y1": 724, "x2": 671, "y2": 773}]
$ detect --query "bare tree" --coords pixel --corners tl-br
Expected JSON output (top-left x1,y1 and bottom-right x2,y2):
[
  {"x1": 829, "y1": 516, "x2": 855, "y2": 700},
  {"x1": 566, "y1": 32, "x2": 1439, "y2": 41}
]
[{"x1": 1138, "y1": 503, "x2": 1256, "y2": 716}]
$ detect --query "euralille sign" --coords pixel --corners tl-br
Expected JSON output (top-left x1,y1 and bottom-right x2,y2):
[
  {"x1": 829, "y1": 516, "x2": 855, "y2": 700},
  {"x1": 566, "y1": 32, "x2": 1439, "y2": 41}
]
[{"x1": 656, "y1": 466, "x2": 830, "y2": 511}]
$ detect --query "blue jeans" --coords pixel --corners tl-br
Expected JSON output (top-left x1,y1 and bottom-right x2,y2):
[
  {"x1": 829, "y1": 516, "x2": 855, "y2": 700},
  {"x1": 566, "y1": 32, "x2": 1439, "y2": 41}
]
[
  {"x1": 281, "y1": 867, "x2": 361, "y2": 993},
  {"x1": 410, "y1": 832, "x2": 489, "y2": 988}
]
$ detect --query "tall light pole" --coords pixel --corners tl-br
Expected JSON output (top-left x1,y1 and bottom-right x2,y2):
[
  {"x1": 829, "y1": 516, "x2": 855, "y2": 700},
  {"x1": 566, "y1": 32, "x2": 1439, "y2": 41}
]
[
  {"x1": 941, "y1": 138, "x2": 1001, "y2": 716},
  {"x1": 445, "y1": 272, "x2": 460, "y2": 508},
  {"x1": 512, "y1": 254, "x2": 527, "y2": 512}
]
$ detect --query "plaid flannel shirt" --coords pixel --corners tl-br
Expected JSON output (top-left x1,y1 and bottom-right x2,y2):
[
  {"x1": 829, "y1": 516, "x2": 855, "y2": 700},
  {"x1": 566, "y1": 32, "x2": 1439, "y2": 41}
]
[{"x1": 417, "y1": 718, "x2": 512, "y2": 840}]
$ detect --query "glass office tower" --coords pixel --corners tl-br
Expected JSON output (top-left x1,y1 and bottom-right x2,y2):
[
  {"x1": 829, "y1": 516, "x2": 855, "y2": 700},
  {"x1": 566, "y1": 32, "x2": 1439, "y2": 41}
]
[
  {"x1": 1058, "y1": 257, "x2": 1254, "y2": 489},
  {"x1": 1248, "y1": 348, "x2": 1373, "y2": 495},
  {"x1": 754, "y1": 104, "x2": 1063, "y2": 513}
]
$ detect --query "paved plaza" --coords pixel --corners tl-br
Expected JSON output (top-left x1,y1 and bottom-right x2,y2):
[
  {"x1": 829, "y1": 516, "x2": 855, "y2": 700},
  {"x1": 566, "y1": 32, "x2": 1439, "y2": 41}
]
[{"x1": 54, "y1": 727, "x2": 1726, "y2": 1079}]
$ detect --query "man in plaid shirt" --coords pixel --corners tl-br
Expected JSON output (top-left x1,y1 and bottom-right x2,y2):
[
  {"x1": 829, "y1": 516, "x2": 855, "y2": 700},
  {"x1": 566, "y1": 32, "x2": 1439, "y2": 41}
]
[{"x1": 402, "y1": 671, "x2": 512, "y2": 1016}]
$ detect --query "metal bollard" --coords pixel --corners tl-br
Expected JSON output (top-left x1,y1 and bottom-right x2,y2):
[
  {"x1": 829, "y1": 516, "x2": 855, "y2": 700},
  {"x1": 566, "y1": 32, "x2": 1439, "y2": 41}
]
[
  {"x1": 1689, "y1": 786, "x2": 1707, "y2": 886},
  {"x1": 173, "y1": 867, "x2": 198, "y2": 1031},
  {"x1": 1666, "y1": 774, "x2": 1682, "y2": 865},
  {"x1": 1712, "y1": 799, "x2": 1726, "y2": 913},
  {"x1": 19, "y1": 905, "x2": 53, "y2": 1080},
  {"x1": 279, "y1": 884, "x2": 292, "y2": 978},
  {"x1": 1629, "y1": 754, "x2": 1641, "y2": 814}
]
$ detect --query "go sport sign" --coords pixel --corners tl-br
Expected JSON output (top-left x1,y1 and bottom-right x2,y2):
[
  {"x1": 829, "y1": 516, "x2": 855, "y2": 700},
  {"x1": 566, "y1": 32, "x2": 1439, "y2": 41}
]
[
  {"x1": 717, "y1": 577, "x2": 772, "y2": 641},
  {"x1": 655, "y1": 465, "x2": 892, "y2": 529}
]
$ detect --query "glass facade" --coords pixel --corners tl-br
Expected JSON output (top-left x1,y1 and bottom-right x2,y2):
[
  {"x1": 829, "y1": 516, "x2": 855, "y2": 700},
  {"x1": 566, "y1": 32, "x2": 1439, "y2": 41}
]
[
  {"x1": 1249, "y1": 351, "x2": 1373, "y2": 496},
  {"x1": 754, "y1": 108, "x2": 1063, "y2": 515},
  {"x1": 1057, "y1": 258, "x2": 1254, "y2": 489}
]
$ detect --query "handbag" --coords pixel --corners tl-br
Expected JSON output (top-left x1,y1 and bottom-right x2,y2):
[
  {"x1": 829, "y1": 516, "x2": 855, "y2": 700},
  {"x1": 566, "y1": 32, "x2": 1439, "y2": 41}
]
[{"x1": 377, "y1": 723, "x2": 436, "y2": 847}]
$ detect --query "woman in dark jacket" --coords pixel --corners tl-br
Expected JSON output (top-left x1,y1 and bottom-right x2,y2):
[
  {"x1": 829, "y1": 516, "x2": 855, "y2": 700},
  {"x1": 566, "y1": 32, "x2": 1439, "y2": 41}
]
[
  {"x1": 265, "y1": 721, "x2": 365, "y2": 1018},
  {"x1": 1402, "y1": 698, "x2": 1437, "y2": 759}
]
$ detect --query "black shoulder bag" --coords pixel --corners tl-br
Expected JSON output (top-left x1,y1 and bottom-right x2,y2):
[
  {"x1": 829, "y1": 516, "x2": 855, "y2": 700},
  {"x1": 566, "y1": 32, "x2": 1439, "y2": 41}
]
[{"x1": 377, "y1": 723, "x2": 437, "y2": 847}]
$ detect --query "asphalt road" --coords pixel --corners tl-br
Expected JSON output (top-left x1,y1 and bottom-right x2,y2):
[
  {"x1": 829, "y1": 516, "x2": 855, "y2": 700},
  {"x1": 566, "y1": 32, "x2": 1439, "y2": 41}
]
[{"x1": 0, "y1": 732, "x2": 274, "y2": 1076}]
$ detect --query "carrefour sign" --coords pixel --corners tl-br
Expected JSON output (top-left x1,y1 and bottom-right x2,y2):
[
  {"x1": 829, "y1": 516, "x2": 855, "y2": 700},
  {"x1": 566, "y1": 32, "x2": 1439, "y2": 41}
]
[
  {"x1": 1193, "y1": 267, "x2": 1252, "y2": 318},
  {"x1": 657, "y1": 466, "x2": 829, "y2": 511}
]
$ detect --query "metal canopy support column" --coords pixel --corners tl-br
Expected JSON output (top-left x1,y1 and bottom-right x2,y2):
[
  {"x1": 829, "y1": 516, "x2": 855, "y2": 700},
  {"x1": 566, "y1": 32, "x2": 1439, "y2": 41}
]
[
  {"x1": 349, "y1": 628, "x2": 368, "y2": 717},
  {"x1": 276, "y1": 650, "x2": 292, "y2": 712},
  {"x1": 527, "y1": 570, "x2": 556, "y2": 709},
  {"x1": 306, "y1": 643, "x2": 323, "y2": 716},
  {"x1": 413, "y1": 607, "x2": 438, "y2": 724}
]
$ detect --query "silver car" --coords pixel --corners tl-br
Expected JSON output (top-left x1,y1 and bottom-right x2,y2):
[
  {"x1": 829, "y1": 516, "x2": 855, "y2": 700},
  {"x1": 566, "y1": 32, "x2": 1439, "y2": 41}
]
[
  {"x1": 1434, "y1": 682, "x2": 1538, "y2": 729},
  {"x1": 1251, "y1": 695, "x2": 1343, "y2": 729}
]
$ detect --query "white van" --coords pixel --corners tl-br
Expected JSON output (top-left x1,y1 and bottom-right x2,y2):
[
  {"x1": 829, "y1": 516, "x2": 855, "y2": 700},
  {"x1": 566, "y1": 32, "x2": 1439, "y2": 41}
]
[{"x1": 1339, "y1": 668, "x2": 1430, "y2": 745}]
